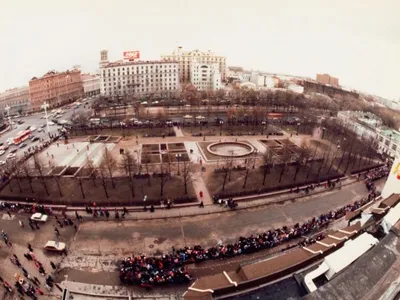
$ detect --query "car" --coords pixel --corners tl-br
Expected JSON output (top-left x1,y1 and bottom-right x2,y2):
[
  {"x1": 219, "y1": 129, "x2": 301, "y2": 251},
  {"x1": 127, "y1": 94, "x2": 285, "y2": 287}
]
[
  {"x1": 30, "y1": 213, "x2": 48, "y2": 223},
  {"x1": 9, "y1": 148, "x2": 17, "y2": 153},
  {"x1": 0, "y1": 161, "x2": 5, "y2": 166},
  {"x1": 19, "y1": 143, "x2": 27, "y2": 149},
  {"x1": 30, "y1": 126, "x2": 37, "y2": 132},
  {"x1": 44, "y1": 241, "x2": 66, "y2": 252},
  {"x1": 0, "y1": 150, "x2": 5, "y2": 156},
  {"x1": 48, "y1": 122, "x2": 55, "y2": 126},
  {"x1": 17, "y1": 120, "x2": 24, "y2": 124},
  {"x1": 6, "y1": 153, "x2": 16, "y2": 160},
  {"x1": 37, "y1": 128, "x2": 44, "y2": 133},
  {"x1": 25, "y1": 126, "x2": 31, "y2": 130},
  {"x1": 31, "y1": 137, "x2": 39, "y2": 142}
]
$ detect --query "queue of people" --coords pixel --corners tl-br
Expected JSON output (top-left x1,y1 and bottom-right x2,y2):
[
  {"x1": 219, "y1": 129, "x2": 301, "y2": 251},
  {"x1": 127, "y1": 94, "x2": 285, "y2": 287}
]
[{"x1": 120, "y1": 190, "x2": 378, "y2": 287}]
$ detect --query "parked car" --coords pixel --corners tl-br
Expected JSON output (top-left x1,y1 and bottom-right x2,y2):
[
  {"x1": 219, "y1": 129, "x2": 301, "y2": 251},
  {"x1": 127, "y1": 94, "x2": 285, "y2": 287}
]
[
  {"x1": 0, "y1": 150, "x2": 5, "y2": 156},
  {"x1": 31, "y1": 137, "x2": 40, "y2": 142},
  {"x1": 30, "y1": 213, "x2": 48, "y2": 223},
  {"x1": 9, "y1": 149, "x2": 17, "y2": 153},
  {"x1": 44, "y1": 241, "x2": 66, "y2": 253},
  {"x1": 19, "y1": 143, "x2": 27, "y2": 149},
  {"x1": 6, "y1": 153, "x2": 16, "y2": 159},
  {"x1": 48, "y1": 122, "x2": 55, "y2": 126}
]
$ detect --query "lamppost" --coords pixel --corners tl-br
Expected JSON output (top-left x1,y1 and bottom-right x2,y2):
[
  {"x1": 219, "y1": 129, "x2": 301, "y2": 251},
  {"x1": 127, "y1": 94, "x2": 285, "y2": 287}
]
[
  {"x1": 41, "y1": 101, "x2": 50, "y2": 135},
  {"x1": 296, "y1": 122, "x2": 301, "y2": 135},
  {"x1": 5, "y1": 105, "x2": 12, "y2": 129},
  {"x1": 176, "y1": 153, "x2": 182, "y2": 175}
]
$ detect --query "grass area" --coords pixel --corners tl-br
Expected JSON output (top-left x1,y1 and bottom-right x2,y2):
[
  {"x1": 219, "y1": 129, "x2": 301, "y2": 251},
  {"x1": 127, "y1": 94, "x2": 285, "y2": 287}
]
[{"x1": 1, "y1": 175, "x2": 196, "y2": 206}]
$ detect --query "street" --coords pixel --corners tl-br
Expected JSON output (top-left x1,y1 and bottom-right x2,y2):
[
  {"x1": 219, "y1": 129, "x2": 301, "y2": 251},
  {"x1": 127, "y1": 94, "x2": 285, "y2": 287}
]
[{"x1": 0, "y1": 97, "x2": 95, "y2": 162}]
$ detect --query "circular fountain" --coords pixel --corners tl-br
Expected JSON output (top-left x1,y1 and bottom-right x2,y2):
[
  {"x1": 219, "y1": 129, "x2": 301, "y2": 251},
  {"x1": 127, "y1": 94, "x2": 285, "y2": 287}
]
[{"x1": 207, "y1": 142, "x2": 254, "y2": 157}]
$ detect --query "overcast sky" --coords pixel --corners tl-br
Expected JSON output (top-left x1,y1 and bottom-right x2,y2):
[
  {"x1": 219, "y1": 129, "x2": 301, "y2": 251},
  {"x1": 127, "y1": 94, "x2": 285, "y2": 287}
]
[{"x1": 0, "y1": 0, "x2": 399, "y2": 99}]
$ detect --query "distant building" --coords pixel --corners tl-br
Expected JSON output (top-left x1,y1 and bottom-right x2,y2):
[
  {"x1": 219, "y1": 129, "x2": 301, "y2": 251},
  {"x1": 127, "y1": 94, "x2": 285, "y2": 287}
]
[
  {"x1": 100, "y1": 51, "x2": 180, "y2": 98},
  {"x1": 337, "y1": 111, "x2": 381, "y2": 140},
  {"x1": 316, "y1": 73, "x2": 339, "y2": 87},
  {"x1": 302, "y1": 80, "x2": 359, "y2": 99},
  {"x1": 376, "y1": 127, "x2": 400, "y2": 158},
  {"x1": 0, "y1": 86, "x2": 31, "y2": 115},
  {"x1": 250, "y1": 72, "x2": 280, "y2": 88},
  {"x1": 29, "y1": 69, "x2": 83, "y2": 111},
  {"x1": 161, "y1": 47, "x2": 226, "y2": 83},
  {"x1": 81, "y1": 74, "x2": 100, "y2": 97},
  {"x1": 190, "y1": 61, "x2": 221, "y2": 91},
  {"x1": 99, "y1": 50, "x2": 109, "y2": 68}
]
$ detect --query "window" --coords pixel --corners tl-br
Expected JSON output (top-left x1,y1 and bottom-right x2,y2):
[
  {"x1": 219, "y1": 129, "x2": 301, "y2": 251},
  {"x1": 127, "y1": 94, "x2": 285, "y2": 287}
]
[
  {"x1": 385, "y1": 139, "x2": 390, "y2": 147},
  {"x1": 392, "y1": 144, "x2": 397, "y2": 151}
]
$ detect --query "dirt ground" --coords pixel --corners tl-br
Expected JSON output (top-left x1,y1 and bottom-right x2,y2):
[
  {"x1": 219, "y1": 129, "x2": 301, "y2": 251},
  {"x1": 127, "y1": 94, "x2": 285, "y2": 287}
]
[
  {"x1": 0, "y1": 176, "x2": 196, "y2": 206},
  {"x1": 205, "y1": 160, "x2": 342, "y2": 196}
]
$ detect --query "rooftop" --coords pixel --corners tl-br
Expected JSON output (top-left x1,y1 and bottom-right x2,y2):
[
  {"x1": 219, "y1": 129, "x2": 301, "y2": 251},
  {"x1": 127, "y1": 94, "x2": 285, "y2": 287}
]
[
  {"x1": 102, "y1": 59, "x2": 179, "y2": 68},
  {"x1": 30, "y1": 69, "x2": 80, "y2": 81}
]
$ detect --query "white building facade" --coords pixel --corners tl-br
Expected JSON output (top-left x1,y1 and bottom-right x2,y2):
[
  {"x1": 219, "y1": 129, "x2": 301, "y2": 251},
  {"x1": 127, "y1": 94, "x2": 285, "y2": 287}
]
[
  {"x1": 0, "y1": 86, "x2": 31, "y2": 115},
  {"x1": 190, "y1": 62, "x2": 221, "y2": 91},
  {"x1": 100, "y1": 59, "x2": 180, "y2": 99},
  {"x1": 376, "y1": 128, "x2": 400, "y2": 158},
  {"x1": 82, "y1": 74, "x2": 100, "y2": 97},
  {"x1": 161, "y1": 48, "x2": 226, "y2": 83},
  {"x1": 337, "y1": 111, "x2": 380, "y2": 141}
]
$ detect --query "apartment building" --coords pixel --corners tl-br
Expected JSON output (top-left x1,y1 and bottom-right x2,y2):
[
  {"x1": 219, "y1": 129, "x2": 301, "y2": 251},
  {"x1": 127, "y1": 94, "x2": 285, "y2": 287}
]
[{"x1": 0, "y1": 86, "x2": 31, "y2": 115}]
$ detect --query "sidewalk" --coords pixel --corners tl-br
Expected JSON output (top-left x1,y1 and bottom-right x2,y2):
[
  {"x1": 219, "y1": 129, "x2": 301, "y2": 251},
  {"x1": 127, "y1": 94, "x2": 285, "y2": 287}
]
[{"x1": 61, "y1": 177, "x2": 365, "y2": 221}]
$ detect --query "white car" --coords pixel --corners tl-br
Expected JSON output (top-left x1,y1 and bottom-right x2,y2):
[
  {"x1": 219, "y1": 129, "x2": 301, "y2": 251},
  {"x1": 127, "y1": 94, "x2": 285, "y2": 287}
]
[
  {"x1": 6, "y1": 153, "x2": 16, "y2": 160},
  {"x1": 0, "y1": 150, "x2": 5, "y2": 156},
  {"x1": 0, "y1": 161, "x2": 5, "y2": 166},
  {"x1": 30, "y1": 213, "x2": 48, "y2": 223},
  {"x1": 44, "y1": 241, "x2": 66, "y2": 252},
  {"x1": 48, "y1": 122, "x2": 55, "y2": 126},
  {"x1": 30, "y1": 126, "x2": 37, "y2": 132}
]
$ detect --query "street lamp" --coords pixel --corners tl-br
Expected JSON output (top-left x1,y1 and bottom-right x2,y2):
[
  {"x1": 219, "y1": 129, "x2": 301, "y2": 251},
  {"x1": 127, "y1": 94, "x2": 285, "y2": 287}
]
[
  {"x1": 5, "y1": 105, "x2": 12, "y2": 129},
  {"x1": 176, "y1": 153, "x2": 182, "y2": 175},
  {"x1": 296, "y1": 123, "x2": 301, "y2": 135},
  {"x1": 41, "y1": 101, "x2": 50, "y2": 135}
]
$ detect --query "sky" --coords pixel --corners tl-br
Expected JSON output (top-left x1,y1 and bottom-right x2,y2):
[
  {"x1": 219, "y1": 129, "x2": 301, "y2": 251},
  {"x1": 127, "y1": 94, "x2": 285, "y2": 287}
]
[{"x1": 0, "y1": 0, "x2": 399, "y2": 100}]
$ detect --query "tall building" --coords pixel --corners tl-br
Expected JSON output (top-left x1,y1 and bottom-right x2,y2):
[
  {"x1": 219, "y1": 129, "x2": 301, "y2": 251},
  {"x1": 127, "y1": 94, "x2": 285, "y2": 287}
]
[
  {"x1": 161, "y1": 47, "x2": 226, "y2": 83},
  {"x1": 100, "y1": 51, "x2": 180, "y2": 98},
  {"x1": 99, "y1": 50, "x2": 109, "y2": 68},
  {"x1": 316, "y1": 74, "x2": 339, "y2": 86},
  {"x1": 190, "y1": 61, "x2": 221, "y2": 91},
  {"x1": 29, "y1": 69, "x2": 84, "y2": 111},
  {"x1": 81, "y1": 74, "x2": 100, "y2": 97},
  {"x1": 0, "y1": 86, "x2": 31, "y2": 115}
]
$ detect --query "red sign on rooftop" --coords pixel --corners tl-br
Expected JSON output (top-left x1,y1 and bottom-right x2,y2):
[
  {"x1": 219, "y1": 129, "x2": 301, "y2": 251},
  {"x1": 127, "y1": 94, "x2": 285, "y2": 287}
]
[{"x1": 123, "y1": 51, "x2": 140, "y2": 61}]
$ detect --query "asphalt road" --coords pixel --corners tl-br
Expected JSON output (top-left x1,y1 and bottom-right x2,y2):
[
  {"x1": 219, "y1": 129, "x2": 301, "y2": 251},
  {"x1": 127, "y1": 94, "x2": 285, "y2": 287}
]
[
  {"x1": 64, "y1": 179, "x2": 385, "y2": 283},
  {"x1": 0, "y1": 97, "x2": 95, "y2": 162}
]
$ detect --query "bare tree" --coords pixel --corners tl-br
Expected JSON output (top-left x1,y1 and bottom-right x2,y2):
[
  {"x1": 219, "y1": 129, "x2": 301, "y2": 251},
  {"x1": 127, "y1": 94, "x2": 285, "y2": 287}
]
[
  {"x1": 11, "y1": 160, "x2": 23, "y2": 193},
  {"x1": 120, "y1": 150, "x2": 137, "y2": 198},
  {"x1": 98, "y1": 159, "x2": 110, "y2": 199},
  {"x1": 278, "y1": 144, "x2": 292, "y2": 183},
  {"x1": 158, "y1": 162, "x2": 169, "y2": 196},
  {"x1": 142, "y1": 152, "x2": 151, "y2": 186},
  {"x1": 261, "y1": 150, "x2": 274, "y2": 185},
  {"x1": 85, "y1": 156, "x2": 97, "y2": 187},
  {"x1": 242, "y1": 156, "x2": 253, "y2": 189},
  {"x1": 293, "y1": 143, "x2": 310, "y2": 181},
  {"x1": 76, "y1": 176, "x2": 86, "y2": 199},
  {"x1": 21, "y1": 160, "x2": 34, "y2": 193},
  {"x1": 221, "y1": 156, "x2": 234, "y2": 191},
  {"x1": 181, "y1": 160, "x2": 196, "y2": 195},
  {"x1": 33, "y1": 154, "x2": 50, "y2": 196},
  {"x1": 100, "y1": 147, "x2": 117, "y2": 188}
]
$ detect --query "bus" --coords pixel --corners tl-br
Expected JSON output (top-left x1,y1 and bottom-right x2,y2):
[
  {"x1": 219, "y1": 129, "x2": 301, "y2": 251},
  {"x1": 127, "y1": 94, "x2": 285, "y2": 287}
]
[{"x1": 14, "y1": 130, "x2": 31, "y2": 145}]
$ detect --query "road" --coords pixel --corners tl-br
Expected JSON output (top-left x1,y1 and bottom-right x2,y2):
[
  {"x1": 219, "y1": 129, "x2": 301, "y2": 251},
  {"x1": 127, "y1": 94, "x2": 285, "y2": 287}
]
[
  {"x1": 0, "y1": 97, "x2": 96, "y2": 162},
  {"x1": 57, "y1": 179, "x2": 385, "y2": 286}
]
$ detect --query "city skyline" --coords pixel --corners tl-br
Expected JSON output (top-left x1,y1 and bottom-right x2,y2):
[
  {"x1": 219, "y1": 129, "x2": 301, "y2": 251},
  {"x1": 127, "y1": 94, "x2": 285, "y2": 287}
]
[{"x1": 0, "y1": 0, "x2": 399, "y2": 100}]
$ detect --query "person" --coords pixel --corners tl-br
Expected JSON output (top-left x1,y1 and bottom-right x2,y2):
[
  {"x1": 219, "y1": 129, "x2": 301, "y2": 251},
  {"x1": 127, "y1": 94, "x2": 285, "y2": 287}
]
[
  {"x1": 150, "y1": 205, "x2": 155, "y2": 213},
  {"x1": 54, "y1": 227, "x2": 60, "y2": 237},
  {"x1": 27, "y1": 243, "x2": 33, "y2": 252},
  {"x1": 50, "y1": 261, "x2": 56, "y2": 269},
  {"x1": 19, "y1": 220, "x2": 24, "y2": 228},
  {"x1": 199, "y1": 201, "x2": 204, "y2": 208}
]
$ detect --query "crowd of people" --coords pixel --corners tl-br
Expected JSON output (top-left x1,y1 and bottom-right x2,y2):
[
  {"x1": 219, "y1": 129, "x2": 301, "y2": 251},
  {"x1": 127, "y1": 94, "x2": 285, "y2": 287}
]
[
  {"x1": 364, "y1": 164, "x2": 390, "y2": 191},
  {"x1": 121, "y1": 188, "x2": 378, "y2": 287},
  {"x1": 1, "y1": 235, "x2": 62, "y2": 298}
]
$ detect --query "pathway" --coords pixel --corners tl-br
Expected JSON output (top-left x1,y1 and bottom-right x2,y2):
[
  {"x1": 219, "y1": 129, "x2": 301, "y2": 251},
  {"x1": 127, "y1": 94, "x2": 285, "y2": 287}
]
[{"x1": 173, "y1": 126, "x2": 184, "y2": 137}]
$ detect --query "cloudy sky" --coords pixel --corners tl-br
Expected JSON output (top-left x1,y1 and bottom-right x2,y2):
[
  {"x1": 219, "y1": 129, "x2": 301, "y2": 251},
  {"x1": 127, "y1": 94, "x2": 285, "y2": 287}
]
[{"x1": 0, "y1": 0, "x2": 399, "y2": 99}]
